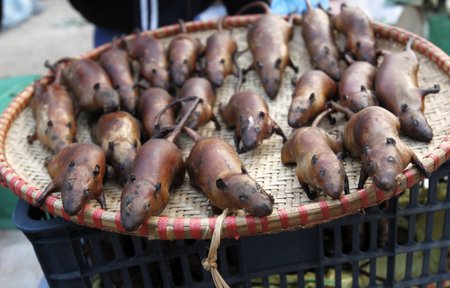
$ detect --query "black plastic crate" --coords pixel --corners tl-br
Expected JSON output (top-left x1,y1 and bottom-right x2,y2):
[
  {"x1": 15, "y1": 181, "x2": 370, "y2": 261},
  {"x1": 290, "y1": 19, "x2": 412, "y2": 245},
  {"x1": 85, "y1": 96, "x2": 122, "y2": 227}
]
[{"x1": 13, "y1": 160, "x2": 450, "y2": 288}]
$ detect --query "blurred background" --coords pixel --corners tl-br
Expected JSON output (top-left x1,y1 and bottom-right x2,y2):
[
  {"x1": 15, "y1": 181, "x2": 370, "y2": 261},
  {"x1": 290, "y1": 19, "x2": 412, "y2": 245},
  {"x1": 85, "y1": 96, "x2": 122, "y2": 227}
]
[{"x1": 0, "y1": 0, "x2": 449, "y2": 287}]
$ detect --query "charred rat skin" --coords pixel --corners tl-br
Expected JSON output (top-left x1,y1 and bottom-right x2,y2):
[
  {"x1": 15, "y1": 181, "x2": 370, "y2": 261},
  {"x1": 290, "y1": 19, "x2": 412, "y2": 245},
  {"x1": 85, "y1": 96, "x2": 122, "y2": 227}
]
[
  {"x1": 281, "y1": 124, "x2": 348, "y2": 200},
  {"x1": 247, "y1": 14, "x2": 297, "y2": 99},
  {"x1": 168, "y1": 20, "x2": 204, "y2": 87},
  {"x1": 91, "y1": 111, "x2": 141, "y2": 182},
  {"x1": 220, "y1": 92, "x2": 286, "y2": 153},
  {"x1": 302, "y1": 0, "x2": 341, "y2": 81},
  {"x1": 28, "y1": 70, "x2": 77, "y2": 154},
  {"x1": 184, "y1": 127, "x2": 274, "y2": 216},
  {"x1": 204, "y1": 18, "x2": 238, "y2": 88},
  {"x1": 36, "y1": 143, "x2": 106, "y2": 215},
  {"x1": 178, "y1": 77, "x2": 220, "y2": 130},
  {"x1": 120, "y1": 97, "x2": 201, "y2": 232},
  {"x1": 137, "y1": 88, "x2": 176, "y2": 138},
  {"x1": 332, "y1": 104, "x2": 430, "y2": 191},
  {"x1": 126, "y1": 30, "x2": 169, "y2": 90},
  {"x1": 61, "y1": 59, "x2": 120, "y2": 113},
  {"x1": 339, "y1": 61, "x2": 378, "y2": 112},
  {"x1": 375, "y1": 38, "x2": 439, "y2": 142},
  {"x1": 121, "y1": 139, "x2": 185, "y2": 231},
  {"x1": 98, "y1": 39, "x2": 138, "y2": 114},
  {"x1": 288, "y1": 70, "x2": 337, "y2": 127},
  {"x1": 332, "y1": 4, "x2": 377, "y2": 64}
]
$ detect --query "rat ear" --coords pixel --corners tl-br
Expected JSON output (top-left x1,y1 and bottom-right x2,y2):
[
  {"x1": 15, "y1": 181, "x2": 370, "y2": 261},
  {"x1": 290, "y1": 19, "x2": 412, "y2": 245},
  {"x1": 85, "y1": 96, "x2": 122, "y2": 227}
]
[
  {"x1": 386, "y1": 137, "x2": 396, "y2": 145},
  {"x1": 108, "y1": 141, "x2": 115, "y2": 151},
  {"x1": 93, "y1": 165, "x2": 101, "y2": 177},
  {"x1": 216, "y1": 178, "x2": 227, "y2": 191},
  {"x1": 363, "y1": 145, "x2": 370, "y2": 155},
  {"x1": 154, "y1": 182, "x2": 161, "y2": 194},
  {"x1": 274, "y1": 57, "x2": 281, "y2": 69},
  {"x1": 401, "y1": 104, "x2": 409, "y2": 113},
  {"x1": 241, "y1": 166, "x2": 248, "y2": 174}
]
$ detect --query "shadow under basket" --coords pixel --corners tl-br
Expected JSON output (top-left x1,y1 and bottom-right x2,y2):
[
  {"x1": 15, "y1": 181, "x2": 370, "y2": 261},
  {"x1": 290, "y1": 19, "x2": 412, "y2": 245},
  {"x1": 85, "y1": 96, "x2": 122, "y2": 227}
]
[{"x1": 13, "y1": 160, "x2": 450, "y2": 288}]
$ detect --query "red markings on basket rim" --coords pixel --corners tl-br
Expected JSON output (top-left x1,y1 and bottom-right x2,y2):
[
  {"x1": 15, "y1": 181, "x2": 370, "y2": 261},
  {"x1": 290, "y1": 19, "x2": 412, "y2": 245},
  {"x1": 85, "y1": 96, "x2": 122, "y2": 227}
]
[
  {"x1": 114, "y1": 213, "x2": 125, "y2": 233},
  {"x1": 245, "y1": 215, "x2": 257, "y2": 235},
  {"x1": 189, "y1": 218, "x2": 202, "y2": 239},
  {"x1": 358, "y1": 189, "x2": 369, "y2": 209},
  {"x1": 297, "y1": 205, "x2": 308, "y2": 225},
  {"x1": 260, "y1": 216, "x2": 269, "y2": 233},
  {"x1": 173, "y1": 217, "x2": 185, "y2": 240},
  {"x1": 225, "y1": 216, "x2": 237, "y2": 238},
  {"x1": 318, "y1": 201, "x2": 330, "y2": 219},
  {"x1": 92, "y1": 209, "x2": 104, "y2": 229},
  {"x1": 277, "y1": 209, "x2": 289, "y2": 229},
  {"x1": 157, "y1": 216, "x2": 169, "y2": 240},
  {"x1": 339, "y1": 195, "x2": 350, "y2": 214}
]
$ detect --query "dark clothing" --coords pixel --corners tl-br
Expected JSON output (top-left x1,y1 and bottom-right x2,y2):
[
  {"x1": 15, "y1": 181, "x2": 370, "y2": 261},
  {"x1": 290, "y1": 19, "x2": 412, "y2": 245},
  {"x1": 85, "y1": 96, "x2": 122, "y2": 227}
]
[
  {"x1": 69, "y1": 0, "x2": 269, "y2": 34},
  {"x1": 0, "y1": 0, "x2": 3, "y2": 29}
]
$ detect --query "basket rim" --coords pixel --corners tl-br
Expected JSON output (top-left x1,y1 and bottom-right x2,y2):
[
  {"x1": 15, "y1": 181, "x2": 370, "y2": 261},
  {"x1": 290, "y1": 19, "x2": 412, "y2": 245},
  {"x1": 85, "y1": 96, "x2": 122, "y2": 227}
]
[{"x1": 0, "y1": 15, "x2": 449, "y2": 240}]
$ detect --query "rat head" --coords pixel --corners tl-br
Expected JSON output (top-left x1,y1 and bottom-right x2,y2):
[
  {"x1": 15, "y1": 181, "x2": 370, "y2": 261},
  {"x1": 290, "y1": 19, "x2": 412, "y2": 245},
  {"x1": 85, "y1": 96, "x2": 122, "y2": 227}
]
[
  {"x1": 354, "y1": 39, "x2": 377, "y2": 65},
  {"x1": 239, "y1": 111, "x2": 268, "y2": 152},
  {"x1": 121, "y1": 177, "x2": 161, "y2": 231},
  {"x1": 61, "y1": 162, "x2": 103, "y2": 215},
  {"x1": 205, "y1": 58, "x2": 226, "y2": 88},
  {"x1": 107, "y1": 139, "x2": 140, "y2": 182},
  {"x1": 144, "y1": 65, "x2": 169, "y2": 90},
  {"x1": 215, "y1": 167, "x2": 274, "y2": 216},
  {"x1": 181, "y1": 104, "x2": 204, "y2": 130},
  {"x1": 117, "y1": 86, "x2": 138, "y2": 114},
  {"x1": 256, "y1": 57, "x2": 283, "y2": 99},
  {"x1": 170, "y1": 58, "x2": 190, "y2": 87},
  {"x1": 344, "y1": 85, "x2": 378, "y2": 112},
  {"x1": 93, "y1": 83, "x2": 120, "y2": 113},
  {"x1": 288, "y1": 92, "x2": 317, "y2": 127},
  {"x1": 362, "y1": 138, "x2": 404, "y2": 191},
  {"x1": 47, "y1": 121, "x2": 76, "y2": 153},
  {"x1": 399, "y1": 104, "x2": 433, "y2": 142},
  {"x1": 310, "y1": 153, "x2": 346, "y2": 199},
  {"x1": 315, "y1": 46, "x2": 341, "y2": 81}
]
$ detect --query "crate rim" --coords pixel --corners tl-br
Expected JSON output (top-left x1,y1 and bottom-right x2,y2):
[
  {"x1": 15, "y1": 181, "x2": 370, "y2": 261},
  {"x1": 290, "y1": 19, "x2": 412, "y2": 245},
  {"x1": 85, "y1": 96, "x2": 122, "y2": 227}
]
[{"x1": 0, "y1": 15, "x2": 449, "y2": 240}]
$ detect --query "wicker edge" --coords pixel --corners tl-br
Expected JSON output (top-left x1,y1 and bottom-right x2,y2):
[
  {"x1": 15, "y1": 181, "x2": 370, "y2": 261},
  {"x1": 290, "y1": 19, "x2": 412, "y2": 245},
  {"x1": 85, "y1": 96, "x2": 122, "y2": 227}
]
[{"x1": 0, "y1": 15, "x2": 449, "y2": 240}]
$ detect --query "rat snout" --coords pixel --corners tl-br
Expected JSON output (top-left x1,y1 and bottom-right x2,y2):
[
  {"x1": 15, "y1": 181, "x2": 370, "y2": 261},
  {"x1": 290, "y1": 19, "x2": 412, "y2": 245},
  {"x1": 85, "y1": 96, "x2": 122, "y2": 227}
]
[
  {"x1": 96, "y1": 89, "x2": 120, "y2": 113},
  {"x1": 349, "y1": 98, "x2": 369, "y2": 112},
  {"x1": 373, "y1": 174, "x2": 396, "y2": 192},
  {"x1": 251, "y1": 202, "x2": 273, "y2": 217},
  {"x1": 264, "y1": 84, "x2": 280, "y2": 100},
  {"x1": 211, "y1": 75, "x2": 224, "y2": 88},
  {"x1": 415, "y1": 125, "x2": 433, "y2": 142},
  {"x1": 242, "y1": 137, "x2": 259, "y2": 152},
  {"x1": 62, "y1": 193, "x2": 84, "y2": 216},
  {"x1": 288, "y1": 109, "x2": 306, "y2": 128},
  {"x1": 171, "y1": 65, "x2": 188, "y2": 87},
  {"x1": 120, "y1": 195, "x2": 148, "y2": 232},
  {"x1": 152, "y1": 69, "x2": 170, "y2": 90}
]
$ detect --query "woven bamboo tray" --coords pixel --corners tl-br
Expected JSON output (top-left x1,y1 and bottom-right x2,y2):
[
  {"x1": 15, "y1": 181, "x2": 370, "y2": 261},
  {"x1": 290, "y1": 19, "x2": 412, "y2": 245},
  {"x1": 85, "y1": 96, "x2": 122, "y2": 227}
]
[{"x1": 1, "y1": 15, "x2": 449, "y2": 240}]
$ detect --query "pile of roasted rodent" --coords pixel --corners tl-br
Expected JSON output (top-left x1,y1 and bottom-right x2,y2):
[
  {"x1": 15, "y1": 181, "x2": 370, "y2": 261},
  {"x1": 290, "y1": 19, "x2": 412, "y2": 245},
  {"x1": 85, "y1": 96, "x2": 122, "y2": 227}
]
[{"x1": 29, "y1": 2, "x2": 439, "y2": 232}]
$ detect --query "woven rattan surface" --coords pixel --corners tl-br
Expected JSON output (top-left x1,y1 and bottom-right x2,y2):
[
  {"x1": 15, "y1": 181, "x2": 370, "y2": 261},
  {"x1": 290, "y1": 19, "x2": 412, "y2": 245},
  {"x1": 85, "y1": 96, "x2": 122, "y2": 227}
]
[{"x1": 1, "y1": 16, "x2": 449, "y2": 239}]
